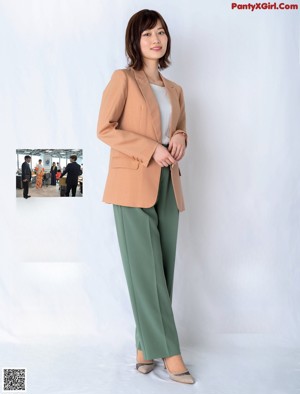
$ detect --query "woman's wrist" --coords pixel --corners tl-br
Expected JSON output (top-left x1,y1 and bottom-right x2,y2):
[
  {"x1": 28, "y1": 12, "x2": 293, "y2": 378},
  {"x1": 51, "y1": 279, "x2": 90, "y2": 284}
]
[
  {"x1": 174, "y1": 130, "x2": 187, "y2": 137},
  {"x1": 173, "y1": 130, "x2": 188, "y2": 146}
]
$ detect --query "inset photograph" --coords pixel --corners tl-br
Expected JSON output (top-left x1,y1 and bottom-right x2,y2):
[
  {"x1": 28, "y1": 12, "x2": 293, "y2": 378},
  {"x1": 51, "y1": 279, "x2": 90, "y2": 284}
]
[{"x1": 16, "y1": 149, "x2": 83, "y2": 198}]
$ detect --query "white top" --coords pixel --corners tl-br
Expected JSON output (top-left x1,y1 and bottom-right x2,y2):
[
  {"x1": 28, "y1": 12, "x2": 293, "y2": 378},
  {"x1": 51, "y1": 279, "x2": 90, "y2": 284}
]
[{"x1": 150, "y1": 83, "x2": 172, "y2": 145}]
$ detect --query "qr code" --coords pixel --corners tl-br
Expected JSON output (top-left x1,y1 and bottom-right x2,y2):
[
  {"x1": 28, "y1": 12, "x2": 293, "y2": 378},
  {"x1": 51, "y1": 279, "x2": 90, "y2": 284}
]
[{"x1": 2, "y1": 369, "x2": 26, "y2": 392}]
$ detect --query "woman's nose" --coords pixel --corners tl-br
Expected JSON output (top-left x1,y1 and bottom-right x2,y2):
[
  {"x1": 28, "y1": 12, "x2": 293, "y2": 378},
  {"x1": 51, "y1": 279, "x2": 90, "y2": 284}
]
[{"x1": 153, "y1": 37, "x2": 160, "y2": 44}]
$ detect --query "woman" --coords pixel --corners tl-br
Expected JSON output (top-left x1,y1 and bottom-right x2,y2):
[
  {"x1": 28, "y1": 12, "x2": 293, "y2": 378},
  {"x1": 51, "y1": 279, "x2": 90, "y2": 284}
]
[
  {"x1": 56, "y1": 162, "x2": 62, "y2": 181},
  {"x1": 97, "y1": 9, "x2": 194, "y2": 384},
  {"x1": 35, "y1": 159, "x2": 44, "y2": 189},
  {"x1": 50, "y1": 162, "x2": 57, "y2": 186}
]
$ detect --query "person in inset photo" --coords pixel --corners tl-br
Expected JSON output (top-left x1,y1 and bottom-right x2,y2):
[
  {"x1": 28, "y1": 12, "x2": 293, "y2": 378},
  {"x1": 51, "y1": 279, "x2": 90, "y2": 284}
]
[
  {"x1": 60, "y1": 155, "x2": 82, "y2": 197},
  {"x1": 35, "y1": 159, "x2": 44, "y2": 189},
  {"x1": 50, "y1": 162, "x2": 57, "y2": 186},
  {"x1": 96, "y1": 9, "x2": 193, "y2": 384},
  {"x1": 56, "y1": 162, "x2": 61, "y2": 182},
  {"x1": 22, "y1": 155, "x2": 32, "y2": 199}
]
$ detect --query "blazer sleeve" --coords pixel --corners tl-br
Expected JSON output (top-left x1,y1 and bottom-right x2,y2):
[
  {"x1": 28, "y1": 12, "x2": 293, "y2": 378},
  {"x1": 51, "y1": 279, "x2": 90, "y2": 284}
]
[
  {"x1": 60, "y1": 164, "x2": 69, "y2": 178},
  {"x1": 173, "y1": 86, "x2": 188, "y2": 147},
  {"x1": 21, "y1": 163, "x2": 25, "y2": 179},
  {"x1": 96, "y1": 70, "x2": 159, "y2": 167}
]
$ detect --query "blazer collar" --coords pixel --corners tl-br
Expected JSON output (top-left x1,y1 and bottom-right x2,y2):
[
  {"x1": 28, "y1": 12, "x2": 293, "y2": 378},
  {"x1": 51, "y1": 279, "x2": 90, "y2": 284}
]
[
  {"x1": 132, "y1": 67, "x2": 175, "y2": 88},
  {"x1": 132, "y1": 68, "x2": 177, "y2": 142}
]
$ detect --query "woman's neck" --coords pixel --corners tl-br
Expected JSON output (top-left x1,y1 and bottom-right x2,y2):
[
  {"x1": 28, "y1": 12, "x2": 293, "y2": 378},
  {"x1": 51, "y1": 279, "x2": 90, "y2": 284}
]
[{"x1": 143, "y1": 61, "x2": 163, "y2": 85}]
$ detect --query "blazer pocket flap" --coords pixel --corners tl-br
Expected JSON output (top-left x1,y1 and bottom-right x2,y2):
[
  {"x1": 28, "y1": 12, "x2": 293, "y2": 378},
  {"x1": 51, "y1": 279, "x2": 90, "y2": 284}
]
[{"x1": 111, "y1": 157, "x2": 139, "y2": 169}]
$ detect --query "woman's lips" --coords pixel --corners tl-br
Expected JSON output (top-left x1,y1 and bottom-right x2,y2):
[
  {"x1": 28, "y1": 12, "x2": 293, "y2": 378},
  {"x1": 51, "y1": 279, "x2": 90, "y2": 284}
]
[{"x1": 151, "y1": 47, "x2": 162, "y2": 51}]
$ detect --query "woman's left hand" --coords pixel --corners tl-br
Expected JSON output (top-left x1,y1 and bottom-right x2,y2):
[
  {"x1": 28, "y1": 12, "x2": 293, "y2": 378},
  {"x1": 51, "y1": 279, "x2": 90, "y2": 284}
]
[{"x1": 168, "y1": 133, "x2": 186, "y2": 161}]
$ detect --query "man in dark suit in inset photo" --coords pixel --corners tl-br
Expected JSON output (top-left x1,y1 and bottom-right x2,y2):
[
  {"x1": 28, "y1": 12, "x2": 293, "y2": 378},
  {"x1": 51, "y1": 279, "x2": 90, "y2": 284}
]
[
  {"x1": 60, "y1": 155, "x2": 82, "y2": 197},
  {"x1": 22, "y1": 155, "x2": 32, "y2": 199}
]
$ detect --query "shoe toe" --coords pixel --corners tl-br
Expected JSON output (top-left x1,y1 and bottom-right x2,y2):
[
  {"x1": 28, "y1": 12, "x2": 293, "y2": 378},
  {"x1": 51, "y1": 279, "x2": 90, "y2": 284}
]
[
  {"x1": 136, "y1": 362, "x2": 154, "y2": 374},
  {"x1": 170, "y1": 371, "x2": 195, "y2": 384},
  {"x1": 174, "y1": 371, "x2": 195, "y2": 384}
]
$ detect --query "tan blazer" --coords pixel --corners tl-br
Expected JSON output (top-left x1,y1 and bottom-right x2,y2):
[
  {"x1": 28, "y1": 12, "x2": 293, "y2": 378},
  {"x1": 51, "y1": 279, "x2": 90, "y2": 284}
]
[{"x1": 96, "y1": 67, "x2": 187, "y2": 211}]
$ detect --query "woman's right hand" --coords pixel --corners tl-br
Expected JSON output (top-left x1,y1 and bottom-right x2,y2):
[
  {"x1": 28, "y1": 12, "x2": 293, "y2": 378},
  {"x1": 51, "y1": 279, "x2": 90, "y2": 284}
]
[{"x1": 152, "y1": 144, "x2": 177, "y2": 167}]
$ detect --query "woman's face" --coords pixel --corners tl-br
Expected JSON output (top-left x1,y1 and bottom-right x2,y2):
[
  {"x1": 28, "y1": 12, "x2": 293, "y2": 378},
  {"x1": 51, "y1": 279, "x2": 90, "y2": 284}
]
[{"x1": 140, "y1": 20, "x2": 168, "y2": 63}]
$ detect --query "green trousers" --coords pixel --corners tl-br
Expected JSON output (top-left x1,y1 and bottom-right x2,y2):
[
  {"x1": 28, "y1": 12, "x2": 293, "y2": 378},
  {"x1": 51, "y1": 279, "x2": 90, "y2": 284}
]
[{"x1": 113, "y1": 166, "x2": 181, "y2": 360}]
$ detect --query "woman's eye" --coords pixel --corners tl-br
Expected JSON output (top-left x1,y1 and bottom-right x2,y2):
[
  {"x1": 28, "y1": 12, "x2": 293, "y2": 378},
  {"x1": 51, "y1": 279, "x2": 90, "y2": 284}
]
[
  {"x1": 143, "y1": 32, "x2": 151, "y2": 36},
  {"x1": 159, "y1": 31, "x2": 165, "y2": 35}
]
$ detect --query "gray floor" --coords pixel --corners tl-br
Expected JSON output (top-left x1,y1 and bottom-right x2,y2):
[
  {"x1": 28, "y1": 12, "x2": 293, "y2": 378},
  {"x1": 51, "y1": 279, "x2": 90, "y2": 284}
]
[
  {"x1": 1, "y1": 336, "x2": 299, "y2": 394},
  {"x1": 16, "y1": 183, "x2": 82, "y2": 198}
]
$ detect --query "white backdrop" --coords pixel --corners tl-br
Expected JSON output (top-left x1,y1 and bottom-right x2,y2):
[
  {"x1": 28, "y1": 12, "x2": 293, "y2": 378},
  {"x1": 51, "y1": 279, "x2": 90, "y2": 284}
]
[{"x1": 1, "y1": 1, "x2": 300, "y2": 393}]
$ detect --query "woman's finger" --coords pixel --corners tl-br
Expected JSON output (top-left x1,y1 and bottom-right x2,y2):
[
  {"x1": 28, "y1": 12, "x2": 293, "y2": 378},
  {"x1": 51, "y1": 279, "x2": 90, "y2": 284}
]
[
  {"x1": 174, "y1": 146, "x2": 181, "y2": 159},
  {"x1": 171, "y1": 145, "x2": 178, "y2": 157},
  {"x1": 175, "y1": 147, "x2": 182, "y2": 160},
  {"x1": 178, "y1": 148, "x2": 185, "y2": 161}
]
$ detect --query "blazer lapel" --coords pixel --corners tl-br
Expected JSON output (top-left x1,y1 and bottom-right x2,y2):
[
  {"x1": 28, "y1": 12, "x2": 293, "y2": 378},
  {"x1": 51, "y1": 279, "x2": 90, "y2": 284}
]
[
  {"x1": 159, "y1": 73, "x2": 178, "y2": 137},
  {"x1": 133, "y1": 68, "x2": 162, "y2": 142},
  {"x1": 132, "y1": 68, "x2": 179, "y2": 142}
]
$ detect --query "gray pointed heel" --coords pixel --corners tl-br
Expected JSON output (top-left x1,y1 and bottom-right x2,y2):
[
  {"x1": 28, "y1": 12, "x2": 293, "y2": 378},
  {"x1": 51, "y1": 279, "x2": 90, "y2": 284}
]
[
  {"x1": 136, "y1": 361, "x2": 155, "y2": 374},
  {"x1": 162, "y1": 358, "x2": 195, "y2": 384}
]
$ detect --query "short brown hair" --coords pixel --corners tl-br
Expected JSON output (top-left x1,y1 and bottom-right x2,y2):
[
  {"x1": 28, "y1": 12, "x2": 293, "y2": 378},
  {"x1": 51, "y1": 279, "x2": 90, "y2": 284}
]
[
  {"x1": 70, "y1": 155, "x2": 77, "y2": 161},
  {"x1": 125, "y1": 9, "x2": 171, "y2": 71}
]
